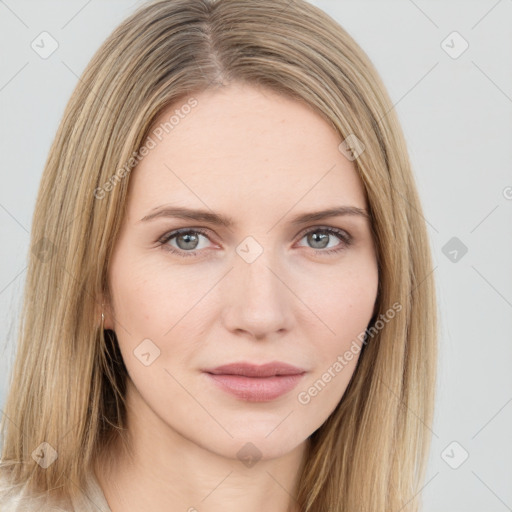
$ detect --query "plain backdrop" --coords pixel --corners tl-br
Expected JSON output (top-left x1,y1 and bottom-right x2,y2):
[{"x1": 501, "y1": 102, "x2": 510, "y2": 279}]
[{"x1": 1, "y1": 1, "x2": 511, "y2": 511}]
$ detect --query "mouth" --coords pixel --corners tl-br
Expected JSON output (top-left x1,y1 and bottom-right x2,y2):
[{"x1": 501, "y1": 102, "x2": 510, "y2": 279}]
[
  {"x1": 204, "y1": 361, "x2": 306, "y2": 377},
  {"x1": 202, "y1": 362, "x2": 307, "y2": 402}
]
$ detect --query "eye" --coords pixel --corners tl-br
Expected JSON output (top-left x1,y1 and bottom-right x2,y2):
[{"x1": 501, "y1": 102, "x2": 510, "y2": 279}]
[
  {"x1": 158, "y1": 228, "x2": 213, "y2": 258},
  {"x1": 157, "y1": 225, "x2": 352, "y2": 258},
  {"x1": 296, "y1": 226, "x2": 352, "y2": 255}
]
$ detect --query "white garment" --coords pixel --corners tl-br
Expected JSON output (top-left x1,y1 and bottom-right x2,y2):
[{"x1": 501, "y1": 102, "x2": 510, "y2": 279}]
[{"x1": 0, "y1": 470, "x2": 112, "y2": 511}]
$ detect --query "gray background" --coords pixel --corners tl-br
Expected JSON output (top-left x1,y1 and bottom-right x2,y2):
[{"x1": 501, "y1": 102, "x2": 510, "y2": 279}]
[{"x1": 1, "y1": 1, "x2": 511, "y2": 510}]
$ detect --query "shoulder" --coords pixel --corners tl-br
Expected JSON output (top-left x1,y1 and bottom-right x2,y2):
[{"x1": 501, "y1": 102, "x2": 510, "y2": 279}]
[
  {"x1": 0, "y1": 471, "x2": 68, "y2": 511},
  {"x1": 0, "y1": 470, "x2": 110, "y2": 512}
]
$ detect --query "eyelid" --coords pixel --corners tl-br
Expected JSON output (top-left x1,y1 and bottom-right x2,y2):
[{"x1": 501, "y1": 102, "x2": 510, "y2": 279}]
[
  {"x1": 295, "y1": 225, "x2": 352, "y2": 243},
  {"x1": 157, "y1": 225, "x2": 351, "y2": 242},
  {"x1": 157, "y1": 227, "x2": 213, "y2": 246}
]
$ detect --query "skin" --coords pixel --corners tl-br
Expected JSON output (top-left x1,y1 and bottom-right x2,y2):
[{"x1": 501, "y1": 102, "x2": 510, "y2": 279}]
[{"x1": 96, "y1": 82, "x2": 379, "y2": 512}]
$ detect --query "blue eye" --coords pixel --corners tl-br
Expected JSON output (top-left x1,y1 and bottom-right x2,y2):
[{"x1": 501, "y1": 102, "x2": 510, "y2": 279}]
[
  {"x1": 158, "y1": 226, "x2": 352, "y2": 258},
  {"x1": 297, "y1": 227, "x2": 352, "y2": 255},
  {"x1": 158, "y1": 228, "x2": 211, "y2": 258}
]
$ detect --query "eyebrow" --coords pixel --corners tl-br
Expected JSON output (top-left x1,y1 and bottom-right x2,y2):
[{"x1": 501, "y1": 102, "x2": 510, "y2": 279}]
[{"x1": 139, "y1": 205, "x2": 370, "y2": 227}]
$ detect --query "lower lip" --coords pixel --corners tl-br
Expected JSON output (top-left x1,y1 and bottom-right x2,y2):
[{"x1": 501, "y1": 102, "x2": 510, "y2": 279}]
[{"x1": 204, "y1": 372, "x2": 306, "y2": 402}]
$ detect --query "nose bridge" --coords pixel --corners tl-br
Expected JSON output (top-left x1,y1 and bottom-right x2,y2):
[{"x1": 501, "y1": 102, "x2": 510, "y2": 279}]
[
  {"x1": 244, "y1": 255, "x2": 280, "y2": 303},
  {"x1": 240, "y1": 240, "x2": 285, "y2": 305},
  {"x1": 222, "y1": 240, "x2": 293, "y2": 337}
]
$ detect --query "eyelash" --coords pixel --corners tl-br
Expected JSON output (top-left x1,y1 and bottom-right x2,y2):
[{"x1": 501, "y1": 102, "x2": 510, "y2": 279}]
[{"x1": 157, "y1": 226, "x2": 352, "y2": 259}]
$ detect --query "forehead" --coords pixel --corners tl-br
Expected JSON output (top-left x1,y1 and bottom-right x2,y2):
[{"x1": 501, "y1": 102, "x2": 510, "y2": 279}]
[{"x1": 127, "y1": 83, "x2": 367, "y2": 216}]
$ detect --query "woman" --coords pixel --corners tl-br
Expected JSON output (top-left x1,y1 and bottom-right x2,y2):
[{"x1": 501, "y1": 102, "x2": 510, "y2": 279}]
[{"x1": 0, "y1": 0, "x2": 437, "y2": 510}]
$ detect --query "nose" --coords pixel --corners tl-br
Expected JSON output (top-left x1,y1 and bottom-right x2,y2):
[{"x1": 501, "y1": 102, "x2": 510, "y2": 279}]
[{"x1": 221, "y1": 249, "x2": 295, "y2": 340}]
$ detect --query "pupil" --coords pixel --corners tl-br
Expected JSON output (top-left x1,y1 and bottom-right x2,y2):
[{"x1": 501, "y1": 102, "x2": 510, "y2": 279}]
[
  {"x1": 178, "y1": 233, "x2": 198, "y2": 250},
  {"x1": 310, "y1": 232, "x2": 328, "y2": 248}
]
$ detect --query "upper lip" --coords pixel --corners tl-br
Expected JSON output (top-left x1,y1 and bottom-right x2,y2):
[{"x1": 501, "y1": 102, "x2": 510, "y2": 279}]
[{"x1": 204, "y1": 362, "x2": 306, "y2": 378}]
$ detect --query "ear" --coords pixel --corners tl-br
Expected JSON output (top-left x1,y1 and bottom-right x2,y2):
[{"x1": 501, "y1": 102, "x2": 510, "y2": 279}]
[{"x1": 96, "y1": 295, "x2": 115, "y2": 331}]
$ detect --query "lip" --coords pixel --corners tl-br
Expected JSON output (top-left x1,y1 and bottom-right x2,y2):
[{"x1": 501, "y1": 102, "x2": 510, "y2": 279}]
[
  {"x1": 205, "y1": 362, "x2": 306, "y2": 378},
  {"x1": 203, "y1": 362, "x2": 307, "y2": 402}
]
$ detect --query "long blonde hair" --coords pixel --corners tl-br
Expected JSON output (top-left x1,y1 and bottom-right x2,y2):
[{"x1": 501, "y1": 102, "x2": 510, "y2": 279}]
[{"x1": 0, "y1": 0, "x2": 437, "y2": 510}]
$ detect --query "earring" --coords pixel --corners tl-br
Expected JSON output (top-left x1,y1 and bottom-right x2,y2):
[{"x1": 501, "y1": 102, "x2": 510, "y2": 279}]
[{"x1": 100, "y1": 304, "x2": 105, "y2": 331}]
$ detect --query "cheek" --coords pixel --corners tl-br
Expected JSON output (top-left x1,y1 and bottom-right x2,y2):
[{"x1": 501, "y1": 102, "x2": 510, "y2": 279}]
[
  {"x1": 294, "y1": 264, "x2": 377, "y2": 417},
  {"x1": 108, "y1": 255, "x2": 214, "y2": 360},
  {"x1": 299, "y1": 258, "x2": 378, "y2": 344},
  {"x1": 109, "y1": 252, "x2": 188, "y2": 324},
  {"x1": 109, "y1": 266, "x2": 158, "y2": 335},
  {"x1": 297, "y1": 257, "x2": 377, "y2": 371}
]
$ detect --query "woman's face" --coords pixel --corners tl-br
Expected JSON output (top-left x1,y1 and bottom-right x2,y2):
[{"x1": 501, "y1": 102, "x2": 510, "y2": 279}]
[{"x1": 105, "y1": 82, "x2": 378, "y2": 462}]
